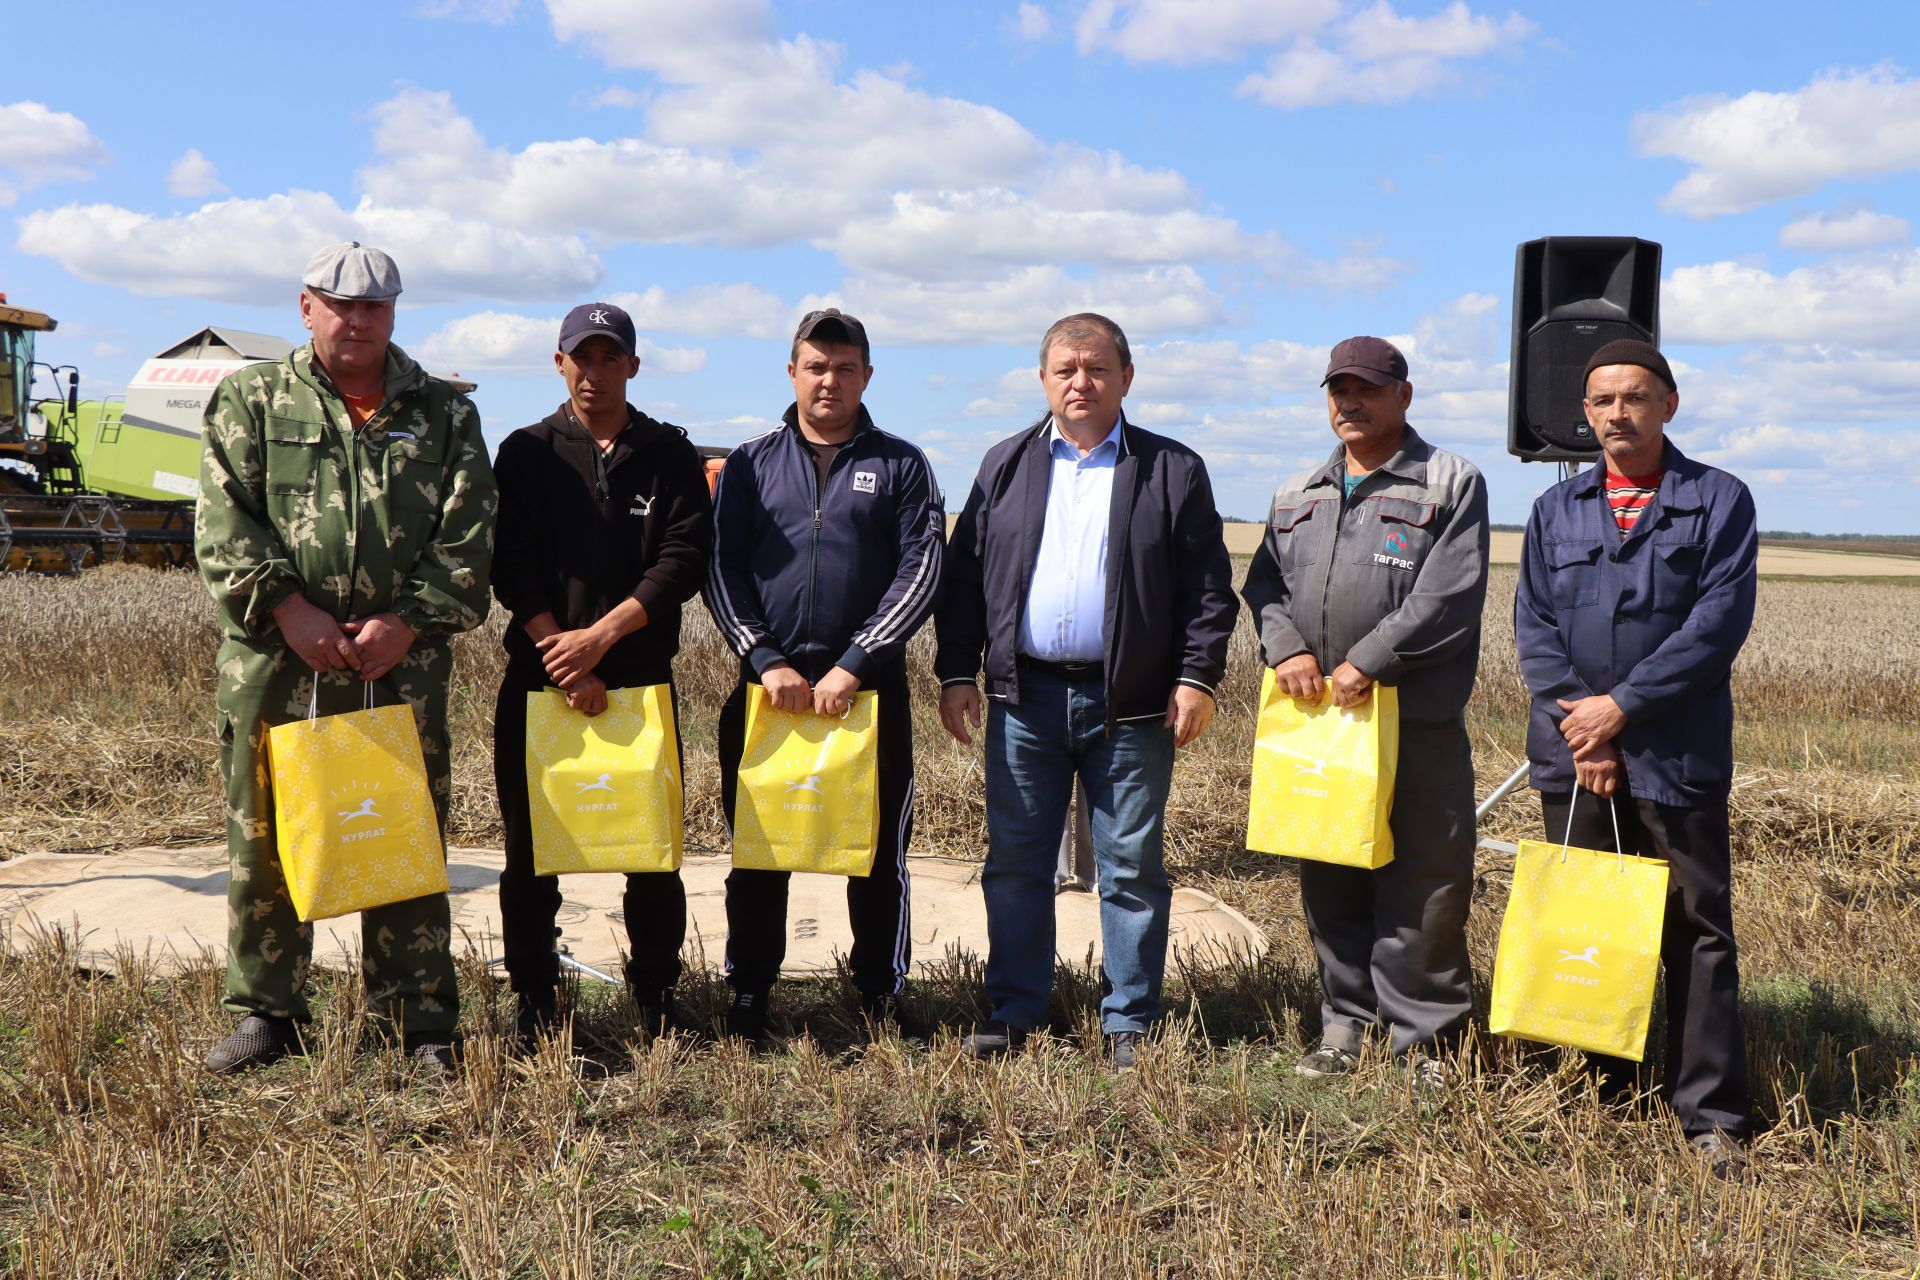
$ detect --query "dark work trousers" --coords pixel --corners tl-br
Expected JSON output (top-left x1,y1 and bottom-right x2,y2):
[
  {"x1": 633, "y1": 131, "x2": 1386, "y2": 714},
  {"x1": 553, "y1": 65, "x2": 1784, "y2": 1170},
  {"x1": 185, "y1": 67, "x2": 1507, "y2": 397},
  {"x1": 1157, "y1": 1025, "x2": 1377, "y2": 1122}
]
[
  {"x1": 493, "y1": 675, "x2": 688, "y2": 998},
  {"x1": 1539, "y1": 788, "x2": 1752, "y2": 1139},
  {"x1": 718, "y1": 675, "x2": 915, "y2": 1000},
  {"x1": 1300, "y1": 718, "x2": 1477, "y2": 1056}
]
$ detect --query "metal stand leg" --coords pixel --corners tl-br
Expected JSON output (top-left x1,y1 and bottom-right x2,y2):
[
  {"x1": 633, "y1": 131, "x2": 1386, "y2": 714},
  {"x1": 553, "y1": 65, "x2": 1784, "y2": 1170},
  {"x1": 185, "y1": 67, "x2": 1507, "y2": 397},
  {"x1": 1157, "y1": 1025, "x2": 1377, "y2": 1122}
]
[
  {"x1": 1475, "y1": 759, "x2": 1533, "y2": 856},
  {"x1": 485, "y1": 943, "x2": 623, "y2": 986}
]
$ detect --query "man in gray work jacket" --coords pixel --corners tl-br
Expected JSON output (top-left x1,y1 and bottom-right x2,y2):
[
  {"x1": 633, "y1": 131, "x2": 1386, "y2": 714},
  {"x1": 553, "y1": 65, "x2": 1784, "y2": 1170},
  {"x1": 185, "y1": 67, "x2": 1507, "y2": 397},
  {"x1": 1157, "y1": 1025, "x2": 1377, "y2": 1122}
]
[{"x1": 1241, "y1": 336, "x2": 1489, "y2": 1084}]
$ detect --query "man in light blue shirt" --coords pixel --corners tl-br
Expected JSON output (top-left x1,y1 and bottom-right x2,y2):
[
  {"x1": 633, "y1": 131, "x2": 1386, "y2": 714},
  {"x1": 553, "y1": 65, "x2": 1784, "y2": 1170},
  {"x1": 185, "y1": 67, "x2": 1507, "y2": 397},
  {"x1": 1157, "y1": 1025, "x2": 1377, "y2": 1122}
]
[
  {"x1": 937, "y1": 313, "x2": 1238, "y2": 1069},
  {"x1": 1018, "y1": 419, "x2": 1120, "y2": 663}
]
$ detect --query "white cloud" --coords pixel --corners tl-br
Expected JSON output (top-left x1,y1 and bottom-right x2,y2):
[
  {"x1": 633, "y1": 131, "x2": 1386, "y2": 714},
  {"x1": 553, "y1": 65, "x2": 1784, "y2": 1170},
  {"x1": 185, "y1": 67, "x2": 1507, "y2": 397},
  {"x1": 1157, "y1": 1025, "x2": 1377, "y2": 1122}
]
[
  {"x1": 0, "y1": 101, "x2": 108, "y2": 204},
  {"x1": 962, "y1": 397, "x2": 1021, "y2": 418},
  {"x1": 608, "y1": 284, "x2": 790, "y2": 340},
  {"x1": 1664, "y1": 249, "x2": 1920, "y2": 348},
  {"x1": 830, "y1": 182, "x2": 1252, "y2": 280},
  {"x1": 1014, "y1": 3, "x2": 1052, "y2": 40},
  {"x1": 1693, "y1": 423, "x2": 1920, "y2": 478},
  {"x1": 165, "y1": 148, "x2": 225, "y2": 198},
  {"x1": 1239, "y1": 3, "x2": 1534, "y2": 109},
  {"x1": 1635, "y1": 66, "x2": 1920, "y2": 218},
  {"x1": 418, "y1": 0, "x2": 523, "y2": 21},
  {"x1": 586, "y1": 86, "x2": 645, "y2": 109},
  {"x1": 1073, "y1": 0, "x2": 1338, "y2": 65},
  {"x1": 414, "y1": 309, "x2": 705, "y2": 376},
  {"x1": 15, "y1": 191, "x2": 600, "y2": 306},
  {"x1": 1779, "y1": 207, "x2": 1911, "y2": 253},
  {"x1": 814, "y1": 265, "x2": 1227, "y2": 347}
]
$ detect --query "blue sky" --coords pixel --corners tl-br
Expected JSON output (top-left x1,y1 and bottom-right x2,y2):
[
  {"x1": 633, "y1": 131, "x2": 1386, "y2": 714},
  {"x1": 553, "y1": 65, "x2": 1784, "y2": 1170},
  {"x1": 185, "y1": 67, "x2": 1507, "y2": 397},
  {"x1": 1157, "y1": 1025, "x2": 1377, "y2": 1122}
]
[{"x1": 6, "y1": 0, "x2": 1920, "y2": 531}]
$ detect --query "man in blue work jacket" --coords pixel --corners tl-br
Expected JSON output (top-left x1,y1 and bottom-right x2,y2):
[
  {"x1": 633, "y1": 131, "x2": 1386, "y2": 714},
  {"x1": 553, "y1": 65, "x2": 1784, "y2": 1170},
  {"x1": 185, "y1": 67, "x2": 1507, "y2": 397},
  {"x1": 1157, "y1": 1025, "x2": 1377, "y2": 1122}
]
[{"x1": 1514, "y1": 338, "x2": 1758, "y2": 1178}]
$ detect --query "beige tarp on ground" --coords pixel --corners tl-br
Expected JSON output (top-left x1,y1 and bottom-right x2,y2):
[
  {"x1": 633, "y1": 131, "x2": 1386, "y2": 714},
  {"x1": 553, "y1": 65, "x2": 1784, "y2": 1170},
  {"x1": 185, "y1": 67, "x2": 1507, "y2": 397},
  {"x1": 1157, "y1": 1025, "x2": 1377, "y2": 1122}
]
[{"x1": 0, "y1": 846, "x2": 1267, "y2": 980}]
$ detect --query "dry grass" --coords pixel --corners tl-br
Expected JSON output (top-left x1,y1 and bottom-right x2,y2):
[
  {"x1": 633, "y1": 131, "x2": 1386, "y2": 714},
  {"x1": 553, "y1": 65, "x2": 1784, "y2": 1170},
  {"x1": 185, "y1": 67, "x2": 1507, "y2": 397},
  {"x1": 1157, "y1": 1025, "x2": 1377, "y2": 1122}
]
[{"x1": 2, "y1": 564, "x2": 1918, "y2": 1277}]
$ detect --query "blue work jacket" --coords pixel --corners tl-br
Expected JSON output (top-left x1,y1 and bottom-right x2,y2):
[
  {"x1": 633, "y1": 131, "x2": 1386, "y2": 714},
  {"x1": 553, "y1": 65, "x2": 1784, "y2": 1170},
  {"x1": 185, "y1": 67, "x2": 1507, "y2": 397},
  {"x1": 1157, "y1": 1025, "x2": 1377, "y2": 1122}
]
[{"x1": 1513, "y1": 442, "x2": 1757, "y2": 807}]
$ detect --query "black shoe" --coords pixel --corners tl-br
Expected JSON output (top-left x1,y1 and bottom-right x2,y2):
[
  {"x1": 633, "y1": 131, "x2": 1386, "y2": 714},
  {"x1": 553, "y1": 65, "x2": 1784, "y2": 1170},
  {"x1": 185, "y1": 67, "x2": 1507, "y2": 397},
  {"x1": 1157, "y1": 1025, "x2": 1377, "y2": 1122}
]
[
  {"x1": 403, "y1": 1031, "x2": 458, "y2": 1073},
  {"x1": 1107, "y1": 1029, "x2": 1145, "y2": 1071},
  {"x1": 635, "y1": 986, "x2": 682, "y2": 1039},
  {"x1": 727, "y1": 988, "x2": 769, "y2": 1048},
  {"x1": 514, "y1": 992, "x2": 559, "y2": 1054},
  {"x1": 858, "y1": 991, "x2": 924, "y2": 1041},
  {"x1": 205, "y1": 1013, "x2": 305, "y2": 1075},
  {"x1": 960, "y1": 1021, "x2": 1029, "y2": 1060}
]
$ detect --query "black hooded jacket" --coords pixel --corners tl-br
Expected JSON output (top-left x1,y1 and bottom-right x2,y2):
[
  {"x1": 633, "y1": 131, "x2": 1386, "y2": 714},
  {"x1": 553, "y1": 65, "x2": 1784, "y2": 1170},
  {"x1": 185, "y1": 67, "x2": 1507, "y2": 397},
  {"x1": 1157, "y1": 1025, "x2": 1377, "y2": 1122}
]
[{"x1": 491, "y1": 403, "x2": 713, "y2": 689}]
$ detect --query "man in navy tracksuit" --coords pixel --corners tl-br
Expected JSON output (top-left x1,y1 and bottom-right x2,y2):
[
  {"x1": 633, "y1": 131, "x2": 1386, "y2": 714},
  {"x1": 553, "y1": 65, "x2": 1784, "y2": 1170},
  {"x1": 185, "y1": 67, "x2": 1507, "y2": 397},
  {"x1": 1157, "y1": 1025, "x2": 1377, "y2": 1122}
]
[{"x1": 703, "y1": 308, "x2": 944, "y2": 1045}]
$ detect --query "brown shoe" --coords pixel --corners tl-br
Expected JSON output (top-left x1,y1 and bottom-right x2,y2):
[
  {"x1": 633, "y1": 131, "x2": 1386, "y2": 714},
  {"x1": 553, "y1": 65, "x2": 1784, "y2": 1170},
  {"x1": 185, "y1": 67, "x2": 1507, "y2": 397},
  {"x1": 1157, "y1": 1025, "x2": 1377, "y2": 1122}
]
[{"x1": 205, "y1": 1014, "x2": 305, "y2": 1074}]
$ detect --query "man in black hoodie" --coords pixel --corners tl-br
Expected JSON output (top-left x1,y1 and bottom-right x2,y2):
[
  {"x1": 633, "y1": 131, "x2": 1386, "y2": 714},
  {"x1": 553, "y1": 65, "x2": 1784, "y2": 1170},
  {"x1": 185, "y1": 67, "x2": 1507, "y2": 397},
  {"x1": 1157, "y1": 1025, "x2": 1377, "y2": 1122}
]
[{"x1": 490, "y1": 302, "x2": 713, "y2": 1044}]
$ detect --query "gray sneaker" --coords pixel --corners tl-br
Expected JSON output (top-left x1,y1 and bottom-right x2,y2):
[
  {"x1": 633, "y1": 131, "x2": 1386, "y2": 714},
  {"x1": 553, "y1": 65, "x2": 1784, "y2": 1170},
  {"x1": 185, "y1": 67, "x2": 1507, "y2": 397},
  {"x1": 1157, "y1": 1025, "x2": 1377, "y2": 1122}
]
[
  {"x1": 1107, "y1": 1030, "x2": 1145, "y2": 1071},
  {"x1": 1295, "y1": 1043, "x2": 1359, "y2": 1078},
  {"x1": 960, "y1": 1021, "x2": 1030, "y2": 1059},
  {"x1": 1690, "y1": 1129, "x2": 1750, "y2": 1181},
  {"x1": 1408, "y1": 1055, "x2": 1452, "y2": 1092},
  {"x1": 205, "y1": 1014, "x2": 305, "y2": 1075}
]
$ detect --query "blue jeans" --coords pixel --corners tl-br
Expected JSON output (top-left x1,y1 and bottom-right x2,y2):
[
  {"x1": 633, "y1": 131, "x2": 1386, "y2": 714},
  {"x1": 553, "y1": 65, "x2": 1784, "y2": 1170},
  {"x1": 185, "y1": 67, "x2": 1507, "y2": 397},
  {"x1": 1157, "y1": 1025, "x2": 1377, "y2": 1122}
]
[{"x1": 982, "y1": 670, "x2": 1176, "y2": 1034}]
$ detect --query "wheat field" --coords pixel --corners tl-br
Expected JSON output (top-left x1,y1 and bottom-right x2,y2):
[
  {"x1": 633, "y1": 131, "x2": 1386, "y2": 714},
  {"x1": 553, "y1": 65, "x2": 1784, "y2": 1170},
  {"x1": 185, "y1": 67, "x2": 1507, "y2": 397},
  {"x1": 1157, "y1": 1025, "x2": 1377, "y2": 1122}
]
[{"x1": 2, "y1": 565, "x2": 1917, "y2": 1277}]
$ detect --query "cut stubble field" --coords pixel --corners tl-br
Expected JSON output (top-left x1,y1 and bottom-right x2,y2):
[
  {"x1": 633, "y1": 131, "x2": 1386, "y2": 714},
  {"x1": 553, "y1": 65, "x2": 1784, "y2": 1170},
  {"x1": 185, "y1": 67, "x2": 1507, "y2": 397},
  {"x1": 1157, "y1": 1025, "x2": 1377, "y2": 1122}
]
[{"x1": 1, "y1": 564, "x2": 1917, "y2": 1278}]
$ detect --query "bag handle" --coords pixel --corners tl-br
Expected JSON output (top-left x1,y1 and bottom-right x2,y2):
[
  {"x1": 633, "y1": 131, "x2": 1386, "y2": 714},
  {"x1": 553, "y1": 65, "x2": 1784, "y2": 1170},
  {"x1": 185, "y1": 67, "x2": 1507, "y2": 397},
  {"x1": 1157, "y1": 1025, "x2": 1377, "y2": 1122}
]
[
  {"x1": 305, "y1": 676, "x2": 378, "y2": 722},
  {"x1": 1559, "y1": 786, "x2": 1626, "y2": 870}
]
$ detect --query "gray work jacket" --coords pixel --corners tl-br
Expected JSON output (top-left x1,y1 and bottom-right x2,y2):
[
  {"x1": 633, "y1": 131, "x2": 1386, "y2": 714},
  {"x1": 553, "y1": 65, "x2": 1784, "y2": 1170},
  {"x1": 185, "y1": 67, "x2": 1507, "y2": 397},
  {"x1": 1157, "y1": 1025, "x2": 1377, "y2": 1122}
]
[{"x1": 1240, "y1": 426, "x2": 1489, "y2": 726}]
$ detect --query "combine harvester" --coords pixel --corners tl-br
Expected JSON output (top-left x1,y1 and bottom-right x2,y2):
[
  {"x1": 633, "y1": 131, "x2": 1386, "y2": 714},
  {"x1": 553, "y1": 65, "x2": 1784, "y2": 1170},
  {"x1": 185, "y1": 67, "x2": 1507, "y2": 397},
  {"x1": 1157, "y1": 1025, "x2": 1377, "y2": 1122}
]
[
  {"x1": 1, "y1": 294, "x2": 298, "y2": 572},
  {"x1": 0, "y1": 295, "x2": 499, "y2": 573}
]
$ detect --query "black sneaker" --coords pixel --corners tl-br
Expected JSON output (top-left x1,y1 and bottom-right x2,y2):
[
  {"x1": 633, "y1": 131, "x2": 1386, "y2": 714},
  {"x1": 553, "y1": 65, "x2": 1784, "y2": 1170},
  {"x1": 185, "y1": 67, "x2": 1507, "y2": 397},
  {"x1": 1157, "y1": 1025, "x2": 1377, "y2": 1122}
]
[
  {"x1": 205, "y1": 1013, "x2": 305, "y2": 1075},
  {"x1": 727, "y1": 988, "x2": 769, "y2": 1049},
  {"x1": 960, "y1": 1021, "x2": 1029, "y2": 1060},
  {"x1": 635, "y1": 986, "x2": 683, "y2": 1039},
  {"x1": 403, "y1": 1031, "x2": 458, "y2": 1073},
  {"x1": 1107, "y1": 1029, "x2": 1145, "y2": 1071},
  {"x1": 514, "y1": 992, "x2": 559, "y2": 1054},
  {"x1": 858, "y1": 991, "x2": 924, "y2": 1041}
]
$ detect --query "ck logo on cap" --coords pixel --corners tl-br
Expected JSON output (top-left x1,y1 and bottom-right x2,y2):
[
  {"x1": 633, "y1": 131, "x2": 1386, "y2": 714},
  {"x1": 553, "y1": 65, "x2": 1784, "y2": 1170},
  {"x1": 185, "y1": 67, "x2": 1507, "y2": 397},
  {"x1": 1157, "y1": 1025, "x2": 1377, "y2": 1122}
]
[
  {"x1": 589, "y1": 308, "x2": 610, "y2": 325},
  {"x1": 852, "y1": 471, "x2": 877, "y2": 494}
]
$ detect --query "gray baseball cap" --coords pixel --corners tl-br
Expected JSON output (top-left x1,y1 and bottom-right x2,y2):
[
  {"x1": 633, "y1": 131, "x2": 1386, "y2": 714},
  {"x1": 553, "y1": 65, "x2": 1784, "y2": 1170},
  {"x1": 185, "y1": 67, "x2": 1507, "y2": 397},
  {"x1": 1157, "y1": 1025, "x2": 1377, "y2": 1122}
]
[{"x1": 302, "y1": 241, "x2": 403, "y2": 301}]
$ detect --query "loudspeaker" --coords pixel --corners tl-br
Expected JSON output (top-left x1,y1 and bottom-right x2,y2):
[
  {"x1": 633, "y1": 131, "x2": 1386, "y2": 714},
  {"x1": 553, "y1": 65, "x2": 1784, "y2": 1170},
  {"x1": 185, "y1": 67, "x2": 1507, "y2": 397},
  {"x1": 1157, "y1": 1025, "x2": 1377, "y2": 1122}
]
[{"x1": 1507, "y1": 236, "x2": 1661, "y2": 461}]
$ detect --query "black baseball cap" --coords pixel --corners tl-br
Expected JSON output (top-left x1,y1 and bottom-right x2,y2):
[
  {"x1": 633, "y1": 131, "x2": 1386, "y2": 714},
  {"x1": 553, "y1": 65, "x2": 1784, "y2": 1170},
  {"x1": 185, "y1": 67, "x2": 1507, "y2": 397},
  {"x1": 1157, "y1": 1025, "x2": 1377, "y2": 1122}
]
[
  {"x1": 1321, "y1": 335, "x2": 1409, "y2": 387},
  {"x1": 792, "y1": 307, "x2": 870, "y2": 364},
  {"x1": 558, "y1": 302, "x2": 637, "y2": 356}
]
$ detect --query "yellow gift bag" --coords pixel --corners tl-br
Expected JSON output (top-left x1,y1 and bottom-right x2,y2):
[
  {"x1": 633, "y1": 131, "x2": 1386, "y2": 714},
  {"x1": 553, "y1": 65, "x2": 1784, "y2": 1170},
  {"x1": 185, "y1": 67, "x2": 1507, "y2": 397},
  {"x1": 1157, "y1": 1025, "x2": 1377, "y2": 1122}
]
[
  {"x1": 1490, "y1": 794, "x2": 1669, "y2": 1060},
  {"x1": 268, "y1": 684, "x2": 449, "y2": 923},
  {"x1": 524, "y1": 684, "x2": 683, "y2": 875},
  {"x1": 1246, "y1": 670, "x2": 1398, "y2": 868},
  {"x1": 731, "y1": 686, "x2": 879, "y2": 876}
]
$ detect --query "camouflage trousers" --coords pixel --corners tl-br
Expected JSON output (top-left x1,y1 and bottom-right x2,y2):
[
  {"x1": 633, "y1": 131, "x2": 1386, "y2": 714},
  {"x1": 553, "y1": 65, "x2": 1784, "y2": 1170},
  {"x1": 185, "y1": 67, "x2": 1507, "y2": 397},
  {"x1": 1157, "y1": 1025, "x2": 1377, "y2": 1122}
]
[{"x1": 218, "y1": 653, "x2": 459, "y2": 1034}]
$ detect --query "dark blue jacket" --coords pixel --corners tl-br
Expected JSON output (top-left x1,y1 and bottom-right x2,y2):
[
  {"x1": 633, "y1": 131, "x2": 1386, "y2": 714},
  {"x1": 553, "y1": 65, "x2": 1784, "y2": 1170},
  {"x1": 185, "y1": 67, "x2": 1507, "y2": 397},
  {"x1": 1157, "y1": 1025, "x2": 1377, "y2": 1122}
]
[
  {"x1": 934, "y1": 413, "x2": 1237, "y2": 725},
  {"x1": 703, "y1": 405, "x2": 943, "y2": 687},
  {"x1": 1514, "y1": 441, "x2": 1757, "y2": 806}
]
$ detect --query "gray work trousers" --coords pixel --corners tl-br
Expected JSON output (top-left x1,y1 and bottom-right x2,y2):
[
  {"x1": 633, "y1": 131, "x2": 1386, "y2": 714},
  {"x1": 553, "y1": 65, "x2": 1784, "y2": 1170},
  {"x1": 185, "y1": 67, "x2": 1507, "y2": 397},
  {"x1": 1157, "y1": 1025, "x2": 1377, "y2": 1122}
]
[{"x1": 1300, "y1": 718, "x2": 1476, "y2": 1056}]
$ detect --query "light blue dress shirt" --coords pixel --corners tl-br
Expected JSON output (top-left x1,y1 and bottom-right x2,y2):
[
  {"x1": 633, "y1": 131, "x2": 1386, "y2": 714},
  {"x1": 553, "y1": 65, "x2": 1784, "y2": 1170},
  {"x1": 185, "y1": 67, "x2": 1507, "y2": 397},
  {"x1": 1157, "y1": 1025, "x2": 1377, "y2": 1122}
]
[{"x1": 1019, "y1": 416, "x2": 1122, "y2": 663}]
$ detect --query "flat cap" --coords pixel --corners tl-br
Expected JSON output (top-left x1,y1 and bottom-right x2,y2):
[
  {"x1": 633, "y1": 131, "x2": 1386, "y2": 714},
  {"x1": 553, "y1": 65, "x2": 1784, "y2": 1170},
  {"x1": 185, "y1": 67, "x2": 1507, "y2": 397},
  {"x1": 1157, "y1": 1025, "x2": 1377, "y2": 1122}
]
[
  {"x1": 1322, "y1": 335, "x2": 1408, "y2": 387},
  {"x1": 302, "y1": 241, "x2": 403, "y2": 301},
  {"x1": 1583, "y1": 338, "x2": 1675, "y2": 393}
]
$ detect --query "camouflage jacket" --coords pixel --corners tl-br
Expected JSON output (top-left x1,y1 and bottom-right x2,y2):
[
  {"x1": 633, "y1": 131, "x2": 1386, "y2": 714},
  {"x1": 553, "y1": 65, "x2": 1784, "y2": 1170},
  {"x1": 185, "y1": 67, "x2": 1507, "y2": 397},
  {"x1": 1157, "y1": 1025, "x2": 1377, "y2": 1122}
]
[{"x1": 196, "y1": 343, "x2": 497, "y2": 655}]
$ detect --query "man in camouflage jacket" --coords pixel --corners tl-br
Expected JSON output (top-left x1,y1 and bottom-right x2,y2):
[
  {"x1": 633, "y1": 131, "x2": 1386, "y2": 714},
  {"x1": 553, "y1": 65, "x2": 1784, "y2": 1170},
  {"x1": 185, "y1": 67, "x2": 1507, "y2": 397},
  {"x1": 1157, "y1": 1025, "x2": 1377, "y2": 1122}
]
[{"x1": 194, "y1": 241, "x2": 497, "y2": 1073}]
